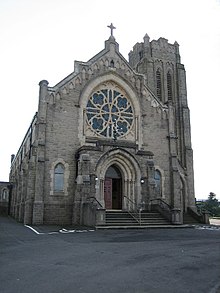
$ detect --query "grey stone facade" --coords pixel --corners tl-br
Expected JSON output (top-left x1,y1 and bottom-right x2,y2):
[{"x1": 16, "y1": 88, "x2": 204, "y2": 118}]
[
  {"x1": 9, "y1": 32, "x2": 196, "y2": 225},
  {"x1": 0, "y1": 181, "x2": 10, "y2": 215}
]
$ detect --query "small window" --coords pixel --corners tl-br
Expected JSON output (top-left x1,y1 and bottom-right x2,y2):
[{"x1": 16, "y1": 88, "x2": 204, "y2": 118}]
[
  {"x1": 2, "y1": 189, "x2": 8, "y2": 201},
  {"x1": 110, "y1": 60, "x2": 114, "y2": 68},
  {"x1": 54, "y1": 163, "x2": 64, "y2": 192},
  {"x1": 156, "y1": 69, "x2": 162, "y2": 100},
  {"x1": 167, "y1": 72, "x2": 172, "y2": 100},
  {"x1": 139, "y1": 51, "x2": 143, "y2": 60}
]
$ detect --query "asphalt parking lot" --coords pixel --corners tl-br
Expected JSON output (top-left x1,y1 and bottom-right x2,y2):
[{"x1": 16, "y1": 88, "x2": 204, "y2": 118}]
[{"x1": 0, "y1": 216, "x2": 220, "y2": 293}]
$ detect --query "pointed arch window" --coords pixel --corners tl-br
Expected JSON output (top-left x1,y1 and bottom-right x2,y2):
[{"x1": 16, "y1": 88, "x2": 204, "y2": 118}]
[
  {"x1": 155, "y1": 170, "x2": 162, "y2": 197},
  {"x1": 156, "y1": 68, "x2": 162, "y2": 101},
  {"x1": 110, "y1": 60, "x2": 115, "y2": 68},
  {"x1": 167, "y1": 72, "x2": 173, "y2": 101},
  {"x1": 1, "y1": 188, "x2": 8, "y2": 201},
  {"x1": 3, "y1": 189, "x2": 8, "y2": 201},
  {"x1": 54, "y1": 163, "x2": 64, "y2": 192}
]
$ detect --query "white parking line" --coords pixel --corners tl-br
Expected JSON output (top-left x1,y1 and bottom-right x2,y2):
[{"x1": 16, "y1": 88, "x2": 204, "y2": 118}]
[
  {"x1": 195, "y1": 225, "x2": 220, "y2": 231},
  {"x1": 24, "y1": 225, "x2": 45, "y2": 235},
  {"x1": 24, "y1": 225, "x2": 95, "y2": 235}
]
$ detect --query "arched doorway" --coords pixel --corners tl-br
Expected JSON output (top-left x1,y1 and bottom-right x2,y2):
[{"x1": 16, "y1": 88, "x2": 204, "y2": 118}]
[
  {"x1": 95, "y1": 148, "x2": 142, "y2": 211},
  {"x1": 104, "y1": 165, "x2": 122, "y2": 209}
]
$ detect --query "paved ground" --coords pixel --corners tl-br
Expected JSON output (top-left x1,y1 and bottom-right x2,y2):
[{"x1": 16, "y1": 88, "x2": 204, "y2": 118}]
[
  {"x1": 0, "y1": 216, "x2": 220, "y2": 293},
  {"x1": 210, "y1": 218, "x2": 220, "y2": 226}
]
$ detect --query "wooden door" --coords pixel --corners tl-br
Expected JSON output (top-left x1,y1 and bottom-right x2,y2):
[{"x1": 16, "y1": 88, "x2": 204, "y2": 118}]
[{"x1": 104, "y1": 178, "x2": 112, "y2": 209}]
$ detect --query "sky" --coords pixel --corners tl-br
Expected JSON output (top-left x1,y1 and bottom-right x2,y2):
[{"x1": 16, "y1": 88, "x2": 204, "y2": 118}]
[{"x1": 0, "y1": 0, "x2": 220, "y2": 200}]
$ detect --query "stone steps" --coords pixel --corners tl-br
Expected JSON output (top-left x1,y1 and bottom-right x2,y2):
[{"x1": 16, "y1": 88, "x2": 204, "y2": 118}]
[{"x1": 96, "y1": 210, "x2": 171, "y2": 229}]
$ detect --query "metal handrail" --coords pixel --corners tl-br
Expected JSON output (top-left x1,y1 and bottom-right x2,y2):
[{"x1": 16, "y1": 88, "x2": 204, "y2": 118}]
[
  {"x1": 149, "y1": 198, "x2": 172, "y2": 212},
  {"x1": 124, "y1": 195, "x2": 142, "y2": 225},
  {"x1": 124, "y1": 195, "x2": 137, "y2": 209},
  {"x1": 88, "y1": 197, "x2": 104, "y2": 209},
  {"x1": 149, "y1": 198, "x2": 172, "y2": 222},
  {"x1": 187, "y1": 206, "x2": 207, "y2": 223}
]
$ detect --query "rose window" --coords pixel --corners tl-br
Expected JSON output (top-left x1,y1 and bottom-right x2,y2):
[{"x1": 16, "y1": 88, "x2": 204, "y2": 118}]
[{"x1": 86, "y1": 88, "x2": 134, "y2": 139}]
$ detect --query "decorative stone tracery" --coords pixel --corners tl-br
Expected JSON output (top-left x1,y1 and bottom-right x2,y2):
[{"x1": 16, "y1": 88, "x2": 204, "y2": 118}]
[
  {"x1": 85, "y1": 82, "x2": 134, "y2": 139},
  {"x1": 79, "y1": 73, "x2": 142, "y2": 146}
]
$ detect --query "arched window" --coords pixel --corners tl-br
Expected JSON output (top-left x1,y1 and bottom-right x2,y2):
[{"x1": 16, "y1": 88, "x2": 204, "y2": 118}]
[
  {"x1": 167, "y1": 72, "x2": 173, "y2": 101},
  {"x1": 110, "y1": 60, "x2": 114, "y2": 68},
  {"x1": 139, "y1": 51, "x2": 143, "y2": 60},
  {"x1": 155, "y1": 170, "x2": 162, "y2": 197},
  {"x1": 54, "y1": 163, "x2": 64, "y2": 192},
  {"x1": 1, "y1": 189, "x2": 8, "y2": 201},
  {"x1": 156, "y1": 68, "x2": 162, "y2": 101}
]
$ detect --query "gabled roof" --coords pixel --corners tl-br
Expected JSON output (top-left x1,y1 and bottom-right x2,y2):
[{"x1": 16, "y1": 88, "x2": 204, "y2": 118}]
[
  {"x1": 49, "y1": 36, "x2": 135, "y2": 91},
  {"x1": 46, "y1": 34, "x2": 168, "y2": 114}
]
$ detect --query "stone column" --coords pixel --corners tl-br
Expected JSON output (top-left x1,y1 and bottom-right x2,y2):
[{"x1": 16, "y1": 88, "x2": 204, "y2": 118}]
[
  {"x1": 171, "y1": 164, "x2": 181, "y2": 209},
  {"x1": 96, "y1": 209, "x2": 106, "y2": 225},
  {"x1": 177, "y1": 62, "x2": 195, "y2": 210},
  {"x1": 171, "y1": 208, "x2": 182, "y2": 224},
  {"x1": 167, "y1": 100, "x2": 181, "y2": 210},
  {"x1": 18, "y1": 170, "x2": 25, "y2": 222},
  {"x1": 24, "y1": 160, "x2": 35, "y2": 225},
  {"x1": 123, "y1": 179, "x2": 128, "y2": 210},
  {"x1": 100, "y1": 179, "x2": 104, "y2": 208},
  {"x1": 202, "y1": 211, "x2": 210, "y2": 224},
  {"x1": 139, "y1": 176, "x2": 147, "y2": 211},
  {"x1": 167, "y1": 101, "x2": 178, "y2": 155},
  {"x1": 127, "y1": 180, "x2": 131, "y2": 210},
  {"x1": 182, "y1": 105, "x2": 195, "y2": 209},
  {"x1": 16, "y1": 174, "x2": 22, "y2": 221},
  {"x1": 132, "y1": 180, "x2": 136, "y2": 209},
  {"x1": 32, "y1": 80, "x2": 48, "y2": 225}
]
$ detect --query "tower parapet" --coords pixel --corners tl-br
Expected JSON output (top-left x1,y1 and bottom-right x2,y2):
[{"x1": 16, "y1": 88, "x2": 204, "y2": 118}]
[
  {"x1": 129, "y1": 34, "x2": 180, "y2": 68},
  {"x1": 129, "y1": 34, "x2": 182, "y2": 104}
]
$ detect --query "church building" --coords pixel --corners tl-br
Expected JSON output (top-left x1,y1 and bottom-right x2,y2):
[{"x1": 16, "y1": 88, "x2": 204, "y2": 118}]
[{"x1": 9, "y1": 25, "x2": 199, "y2": 226}]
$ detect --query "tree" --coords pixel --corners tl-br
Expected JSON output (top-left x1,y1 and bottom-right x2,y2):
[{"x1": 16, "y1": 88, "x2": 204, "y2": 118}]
[
  {"x1": 208, "y1": 192, "x2": 217, "y2": 201},
  {"x1": 202, "y1": 192, "x2": 220, "y2": 217}
]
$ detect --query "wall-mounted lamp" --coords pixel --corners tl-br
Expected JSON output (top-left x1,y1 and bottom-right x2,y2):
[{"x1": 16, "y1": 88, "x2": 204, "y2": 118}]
[
  {"x1": 140, "y1": 179, "x2": 144, "y2": 184},
  {"x1": 95, "y1": 177, "x2": 98, "y2": 181}
]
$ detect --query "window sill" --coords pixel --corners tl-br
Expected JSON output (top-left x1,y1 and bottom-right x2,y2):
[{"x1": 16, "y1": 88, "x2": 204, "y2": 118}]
[{"x1": 53, "y1": 191, "x2": 65, "y2": 196}]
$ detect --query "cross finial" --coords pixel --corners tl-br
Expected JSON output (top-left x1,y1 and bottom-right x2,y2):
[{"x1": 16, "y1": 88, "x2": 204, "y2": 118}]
[{"x1": 107, "y1": 23, "x2": 116, "y2": 37}]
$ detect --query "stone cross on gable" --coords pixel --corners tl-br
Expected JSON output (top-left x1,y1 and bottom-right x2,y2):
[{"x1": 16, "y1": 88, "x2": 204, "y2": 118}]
[{"x1": 107, "y1": 23, "x2": 116, "y2": 37}]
